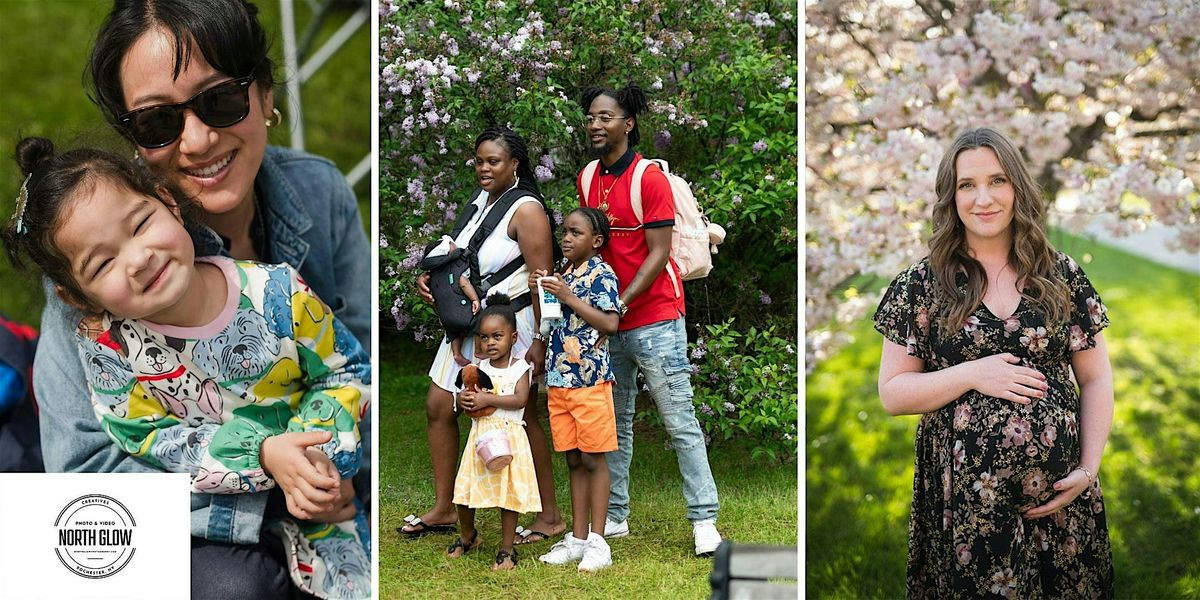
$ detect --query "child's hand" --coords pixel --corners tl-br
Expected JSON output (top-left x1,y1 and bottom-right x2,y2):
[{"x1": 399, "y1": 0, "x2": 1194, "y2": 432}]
[
  {"x1": 537, "y1": 275, "x2": 573, "y2": 301},
  {"x1": 528, "y1": 268, "x2": 549, "y2": 290},
  {"x1": 471, "y1": 299, "x2": 480, "y2": 314},
  {"x1": 459, "y1": 386, "x2": 493, "y2": 412},
  {"x1": 307, "y1": 479, "x2": 358, "y2": 524},
  {"x1": 261, "y1": 431, "x2": 341, "y2": 520}
]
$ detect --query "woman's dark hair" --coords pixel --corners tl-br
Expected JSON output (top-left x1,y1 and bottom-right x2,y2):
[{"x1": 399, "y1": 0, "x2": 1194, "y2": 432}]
[
  {"x1": 476, "y1": 292, "x2": 518, "y2": 333},
  {"x1": 569, "y1": 206, "x2": 611, "y2": 249},
  {"x1": 86, "y1": 0, "x2": 276, "y2": 137},
  {"x1": 474, "y1": 127, "x2": 542, "y2": 199},
  {"x1": 2, "y1": 137, "x2": 196, "y2": 311},
  {"x1": 579, "y1": 82, "x2": 649, "y2": 147}
]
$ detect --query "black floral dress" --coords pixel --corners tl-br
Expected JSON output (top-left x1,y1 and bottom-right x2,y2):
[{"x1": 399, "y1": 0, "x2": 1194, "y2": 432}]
[{"x1": 873, "y1": 252, "x2": 1114, "y2": 599}]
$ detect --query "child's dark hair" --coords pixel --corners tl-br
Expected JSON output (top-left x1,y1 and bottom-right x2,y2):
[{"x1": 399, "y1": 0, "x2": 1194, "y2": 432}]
[
  {"x1": 86, "y1": 0, "x2": 276, "y2": 139},
  {"x1": 570, "y1": 207, "x2": 611, "y2": 248},
  {"x1": 579, "y1": 82, "x2": 649, "y2": 147},
  {"x1": 476, "y1": 292, "x2": 518, "y2": 332},
  {"x1": 2, "y1": 137, "x2": 196, "y2": 310},
  {"x1": 474, "y1": 127, "x2": 542, "y2": 198}
]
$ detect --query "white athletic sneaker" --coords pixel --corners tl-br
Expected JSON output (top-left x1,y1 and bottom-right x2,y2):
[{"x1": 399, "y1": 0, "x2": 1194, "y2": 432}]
[
  {"x1": 602, "y1": 518, "x2": 629, "y2": 539},
  {"x1": 693, "y1": 519, "x2": 721, "y2": 556},
  {"x1": 578, "y1": 532, "x2": 613, "y2": 572},
  {"x1": 538, "y1": 535, "x2": 585, "y2": 565}
]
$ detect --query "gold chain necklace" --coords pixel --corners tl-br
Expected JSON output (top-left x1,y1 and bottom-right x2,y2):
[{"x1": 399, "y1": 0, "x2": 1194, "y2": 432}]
[{"x1": 597, "y1": 169, "x2": 623, "y2": 213}]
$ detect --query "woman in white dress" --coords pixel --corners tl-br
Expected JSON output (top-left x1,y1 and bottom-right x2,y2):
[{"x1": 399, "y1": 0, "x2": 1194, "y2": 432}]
[{"x1": 399, "y1": 128, "x2": 565, "y2": 541}]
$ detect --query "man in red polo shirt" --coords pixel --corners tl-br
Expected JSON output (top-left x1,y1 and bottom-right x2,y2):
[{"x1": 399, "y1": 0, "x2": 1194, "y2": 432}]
[{"x1": 573, "y1": 83, "x2": 721, "y2": 557}]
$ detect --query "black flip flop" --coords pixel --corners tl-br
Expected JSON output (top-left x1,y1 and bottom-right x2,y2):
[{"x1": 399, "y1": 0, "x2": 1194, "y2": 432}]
[{"x1": 397, "y1": 514, "x2": 456, "y2": 538}]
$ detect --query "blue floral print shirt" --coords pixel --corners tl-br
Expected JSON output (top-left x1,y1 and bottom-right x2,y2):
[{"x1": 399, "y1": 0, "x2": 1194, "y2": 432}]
[{"x1": 545, "y1": 255, "x2": 620, "y2": 388}]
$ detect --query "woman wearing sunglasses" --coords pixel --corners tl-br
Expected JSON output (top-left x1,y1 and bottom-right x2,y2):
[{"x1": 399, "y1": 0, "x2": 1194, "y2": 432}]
[{"x1": 32, "y1": 1, "x2": 371, "y2": 597}]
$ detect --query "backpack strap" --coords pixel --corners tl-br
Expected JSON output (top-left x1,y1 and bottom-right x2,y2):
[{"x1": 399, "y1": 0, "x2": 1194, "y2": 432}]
[
  {"x1": 580, "y1": 160, "x2": 601, "y2": 205},
  {"x1": 627, "y1": 157, "x2": 681, "y2": 298}
]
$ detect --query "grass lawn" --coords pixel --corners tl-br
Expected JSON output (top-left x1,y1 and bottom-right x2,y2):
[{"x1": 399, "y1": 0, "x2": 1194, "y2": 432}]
[
  {"x1": 0, "y1": 1, "x2": 370, "y2": 326},
  {"x1": 805, "y1": 232, "x2": 1200, "y2": 599},
  {"x1": 378, "y1": 335, "x2": 798, "y2": 599}
]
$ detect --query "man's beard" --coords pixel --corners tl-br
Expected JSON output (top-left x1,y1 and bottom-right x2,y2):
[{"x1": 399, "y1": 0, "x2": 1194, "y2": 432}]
[{"x1": 587, "y1": 141, "x2": 615, "y2": 158}]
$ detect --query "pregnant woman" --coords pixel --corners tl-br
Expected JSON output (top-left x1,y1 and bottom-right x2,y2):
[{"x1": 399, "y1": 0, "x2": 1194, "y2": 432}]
[{"x1": 874, "y1": 127, "x2": 1113, "y2": 598}]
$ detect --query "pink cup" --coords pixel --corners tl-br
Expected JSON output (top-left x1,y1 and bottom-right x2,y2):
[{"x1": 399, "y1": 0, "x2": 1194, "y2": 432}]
[{"x1": 475, "y1": 429, "x2": 513, "y2": 471}]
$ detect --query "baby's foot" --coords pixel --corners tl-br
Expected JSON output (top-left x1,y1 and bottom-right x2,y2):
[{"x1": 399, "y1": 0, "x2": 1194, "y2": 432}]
[{"x1": 453, "y1": 352, "x2": 471, "y2": 367}]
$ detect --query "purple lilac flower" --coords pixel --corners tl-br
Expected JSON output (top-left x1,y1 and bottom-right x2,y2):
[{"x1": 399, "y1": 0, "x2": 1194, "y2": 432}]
[
  {"x1": 535, "y1": 165, "x2": 553, "y2": 182},
  {"x1": 691, "y1": 346, "x2": 707, "y2": 360},
  {"x1": 723, "y1": 402, "x2": 737, "y2": 412},
  {"x1": 654, "y1": 130, "x2": 672, "y2": 152},
  {"x1": 539, "y1": 154, "x2": 554, "y2": 168},
  {"x1": 401, "y1": 116, "x2": 415, "y2": 131},
  {"x1": 752, "y1": 140, "x2": 768, "y2": 153},
  {"x1": 410, "y1": 155, "x2": 428, "y2": 169},
  {"x1": 699, "y1": 404, "x2": 714, "y2": 416},
  {"x1": 760, "y1": 291, "x2": 772, "y2": 305},
  {"x1": 732, "y1": 195, "x2": 743, "y2": 205}
]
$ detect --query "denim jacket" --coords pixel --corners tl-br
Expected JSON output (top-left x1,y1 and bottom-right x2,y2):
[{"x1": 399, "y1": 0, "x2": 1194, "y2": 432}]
[{"x1": 34, "y1": 146, "x2": 371, "y2": 544}]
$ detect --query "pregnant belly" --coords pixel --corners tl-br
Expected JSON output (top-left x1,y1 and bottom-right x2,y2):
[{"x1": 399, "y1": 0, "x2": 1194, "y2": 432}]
[{"x1": 947, "y1": 385, "x2": 1081, "y2": 511}]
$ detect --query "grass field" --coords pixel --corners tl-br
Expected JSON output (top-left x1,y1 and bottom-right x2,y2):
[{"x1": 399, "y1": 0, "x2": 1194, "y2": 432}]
[
  {"x1": 805, "y1": 232, "x2": 1200, "y2": 598},
  {"x1": 0, "y1": 1, "x2": 370, "y2": 326},
  {"x1": 377, "y1": 335, "x2": 799, "y2": 599}
]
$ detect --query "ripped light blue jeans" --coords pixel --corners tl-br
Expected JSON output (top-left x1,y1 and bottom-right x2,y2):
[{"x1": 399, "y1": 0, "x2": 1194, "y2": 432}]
[{"x1": 606, "y1": 317, "x2": 719, "y2": 523}]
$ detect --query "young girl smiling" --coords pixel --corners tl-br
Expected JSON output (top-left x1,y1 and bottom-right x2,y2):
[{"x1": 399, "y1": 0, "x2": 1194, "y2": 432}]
[{"x1": 4, "y1": 138, "x2": 370, "y2": 599}]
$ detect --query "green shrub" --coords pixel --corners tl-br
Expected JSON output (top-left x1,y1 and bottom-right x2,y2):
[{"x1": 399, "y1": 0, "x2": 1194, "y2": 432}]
[
  {"x1": 653, "y1": 319, "x2": 798, "y2": 463},
  {"x1": 379, "y1": 0, "x2": 797, "y2": 339}
]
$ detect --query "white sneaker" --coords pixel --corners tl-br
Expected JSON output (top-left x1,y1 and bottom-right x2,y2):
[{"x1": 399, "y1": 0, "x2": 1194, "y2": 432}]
[
  {"x1": 578, "y1": 532, "x2": 612, "y2": 572},
  {"x1": 538, "y1": 535, "x2": 585, "y2": 565},
  {"x1": 693, "y1": 519, "x2": 721, "y2": 556},
  {"x1": 602, "y1": 518, "x2": 629, "y2": 539}
]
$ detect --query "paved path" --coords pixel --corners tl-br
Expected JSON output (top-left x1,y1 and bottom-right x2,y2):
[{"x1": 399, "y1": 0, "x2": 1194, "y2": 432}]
[{"x1": 1079, "y1": 216, "x2": 1200, "y2": 275}]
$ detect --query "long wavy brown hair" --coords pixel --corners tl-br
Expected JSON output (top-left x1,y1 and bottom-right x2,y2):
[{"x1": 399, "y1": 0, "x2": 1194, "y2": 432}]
[{"x1": 928, "y1": 127, "x2": 1070, "y2": 335}]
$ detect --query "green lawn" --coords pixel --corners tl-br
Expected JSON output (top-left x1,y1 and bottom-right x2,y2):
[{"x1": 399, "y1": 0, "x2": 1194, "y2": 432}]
[
  {"x1": 0, "y1": 1, "x2": 370, "y2": 326},
  {"x1": 378, "y1": 335, "x2": 798, "y2": 599},
  {"x1": 805, "y1": 232, "x2": 1200, "y2": 599}
]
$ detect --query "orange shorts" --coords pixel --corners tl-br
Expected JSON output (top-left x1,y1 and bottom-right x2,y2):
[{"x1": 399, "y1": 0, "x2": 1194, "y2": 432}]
[{"x1": 547, "y1": 381, "x2": 617, "y2": 453}]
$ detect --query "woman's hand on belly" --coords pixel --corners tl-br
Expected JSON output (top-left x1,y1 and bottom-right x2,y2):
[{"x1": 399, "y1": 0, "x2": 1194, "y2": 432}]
[
  {"x1": 1023, "y1": 467, "x2": 1091, "y2": 519},
  {"x1": 971, "y1": 353, "x2": 1049, "y2": 405}
]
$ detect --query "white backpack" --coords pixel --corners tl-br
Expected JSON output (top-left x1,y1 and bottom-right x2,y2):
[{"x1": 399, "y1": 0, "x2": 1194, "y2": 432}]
[{"x1": 581, "y1": 158, "x2": 726, "y2": 296}]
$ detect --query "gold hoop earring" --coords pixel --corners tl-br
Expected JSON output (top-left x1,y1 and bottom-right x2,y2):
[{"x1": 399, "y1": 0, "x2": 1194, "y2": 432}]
[
  {"x1": 265, "y1": 108, "x2": 283, "y2": 128},
  {"x1": 132, "y1": 149, "x2": 140, "y2": 161}
]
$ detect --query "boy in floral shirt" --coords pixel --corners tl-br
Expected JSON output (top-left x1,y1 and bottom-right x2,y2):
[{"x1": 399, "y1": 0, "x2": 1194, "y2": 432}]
[{"x1": 528, "y1": 207, "x2": 621, "y2": 572}]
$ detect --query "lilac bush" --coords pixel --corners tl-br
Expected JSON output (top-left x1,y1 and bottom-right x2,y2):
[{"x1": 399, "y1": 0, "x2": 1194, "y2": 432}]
[
  {"x1": 379, "y1": 0, "x2": 797, "y2": 460},
  {"x1": 380, "y1": 0, "x2": 797, "y2": 342}
]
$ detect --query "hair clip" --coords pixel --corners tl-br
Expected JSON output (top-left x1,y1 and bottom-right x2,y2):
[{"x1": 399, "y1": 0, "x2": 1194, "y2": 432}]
[{"x1": 12, "y1": 173, "x2": 31, "y2": 235}]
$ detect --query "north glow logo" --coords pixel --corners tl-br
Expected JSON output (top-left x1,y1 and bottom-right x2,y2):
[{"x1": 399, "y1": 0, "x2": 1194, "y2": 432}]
[{"x1": 53, "y1": 494, "x2": 137, "y2": 579}]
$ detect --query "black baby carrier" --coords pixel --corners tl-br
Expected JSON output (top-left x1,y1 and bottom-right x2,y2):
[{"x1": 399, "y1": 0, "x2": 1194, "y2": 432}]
[{"x1": 419, "y1": 187, "x2": 556, "y2": 338}]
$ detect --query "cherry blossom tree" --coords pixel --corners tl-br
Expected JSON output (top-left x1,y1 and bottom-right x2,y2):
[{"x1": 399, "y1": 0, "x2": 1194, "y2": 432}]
[{"x1": 805, "y1": 0, "x2": 1199, "y2": 367}]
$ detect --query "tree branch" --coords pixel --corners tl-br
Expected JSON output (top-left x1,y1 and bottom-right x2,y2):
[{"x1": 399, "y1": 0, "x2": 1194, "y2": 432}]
[
  {"x1": 1132, "y1": 126, "x2": 1200, "y2": 138},
  {"x1": 1129, "y1": 105, "x2": 1186, "y2": 122}
]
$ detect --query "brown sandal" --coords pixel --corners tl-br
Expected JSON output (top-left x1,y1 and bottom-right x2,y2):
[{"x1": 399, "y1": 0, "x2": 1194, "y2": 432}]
[
  {"x1": 491, "y1": 548, "x2": 518, "y2": 571},
  {"x1": 446, "y1": 531, "x2": 482, "y2": 558}
]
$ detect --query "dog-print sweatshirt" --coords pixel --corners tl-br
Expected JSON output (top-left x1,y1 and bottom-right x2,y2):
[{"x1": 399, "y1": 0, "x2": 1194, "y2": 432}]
[{"x1": 77, "y1": 256, "x2": 371, "y2": 494}]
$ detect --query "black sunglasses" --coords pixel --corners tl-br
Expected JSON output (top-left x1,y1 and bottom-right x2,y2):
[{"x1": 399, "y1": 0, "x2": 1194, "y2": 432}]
[{"x1": 118, "y1": 74, "x2": 255, "y2": 148}]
